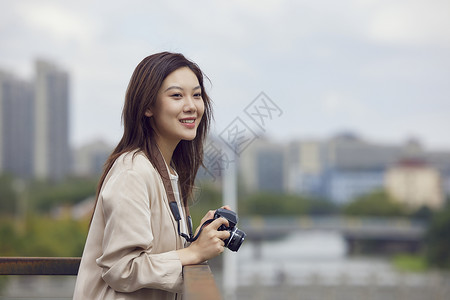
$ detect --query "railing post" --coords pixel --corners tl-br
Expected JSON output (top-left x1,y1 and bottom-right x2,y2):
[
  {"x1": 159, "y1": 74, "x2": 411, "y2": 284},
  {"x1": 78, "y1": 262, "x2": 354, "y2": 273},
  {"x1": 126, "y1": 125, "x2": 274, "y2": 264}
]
[{"x1": 183, "y1": 263, "x2": 222, "y2": 300}]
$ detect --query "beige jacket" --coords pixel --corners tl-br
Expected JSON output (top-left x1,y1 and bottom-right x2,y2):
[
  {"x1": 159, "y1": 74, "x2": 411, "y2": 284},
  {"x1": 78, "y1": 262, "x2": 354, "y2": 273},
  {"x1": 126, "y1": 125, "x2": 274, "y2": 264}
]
[{"x1": 73, "y1": 151, "x2": 185, "y2": 299}]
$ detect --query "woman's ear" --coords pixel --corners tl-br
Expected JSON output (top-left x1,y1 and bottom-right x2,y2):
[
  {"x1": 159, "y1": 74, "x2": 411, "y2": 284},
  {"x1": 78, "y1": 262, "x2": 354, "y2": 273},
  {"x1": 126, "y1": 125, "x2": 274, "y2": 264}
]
[{"x1": 145, "y1": 109, "x2": 153, "y2": 117}]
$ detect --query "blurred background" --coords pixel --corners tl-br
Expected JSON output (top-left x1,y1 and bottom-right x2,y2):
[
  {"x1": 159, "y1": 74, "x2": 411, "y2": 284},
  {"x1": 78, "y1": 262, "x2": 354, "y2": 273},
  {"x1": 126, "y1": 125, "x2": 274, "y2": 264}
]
[{"x1": 0, "y1": 0, "x2": 449, "y2": 299}]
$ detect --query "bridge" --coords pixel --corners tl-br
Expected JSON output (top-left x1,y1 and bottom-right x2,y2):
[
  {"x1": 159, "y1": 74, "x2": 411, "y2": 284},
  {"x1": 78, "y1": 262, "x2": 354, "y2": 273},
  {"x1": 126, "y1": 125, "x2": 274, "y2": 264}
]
[{"x1": 239, "y1": 216, "x2": 427, "y2": 254}]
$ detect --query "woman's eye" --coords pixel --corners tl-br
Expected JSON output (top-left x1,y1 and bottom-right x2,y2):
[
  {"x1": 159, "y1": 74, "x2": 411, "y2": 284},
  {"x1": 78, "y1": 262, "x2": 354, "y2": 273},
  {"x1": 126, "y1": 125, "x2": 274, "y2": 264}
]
[
  {"x1": 194, "y1": 93, "x2": 202, "y2": 98},
  {"x1": 171, "y1": 93, "x2": 182, "y2": 98}
]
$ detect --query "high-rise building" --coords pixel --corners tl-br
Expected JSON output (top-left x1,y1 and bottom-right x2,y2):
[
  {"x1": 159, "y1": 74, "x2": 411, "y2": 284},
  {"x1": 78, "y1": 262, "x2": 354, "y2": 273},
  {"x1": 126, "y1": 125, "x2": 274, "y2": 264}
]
[
  {"x1": 0, "y1": 71, "x2": 34, "y2": 178},
  {"x1": 34, "y1": 60, "x2": 70, "y2": 180}
]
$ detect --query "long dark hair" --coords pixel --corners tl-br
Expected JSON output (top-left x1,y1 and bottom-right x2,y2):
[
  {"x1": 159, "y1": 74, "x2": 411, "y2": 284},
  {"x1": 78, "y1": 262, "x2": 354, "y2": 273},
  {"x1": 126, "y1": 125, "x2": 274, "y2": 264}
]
[{"x1": 93, "y1": 52, "x2": 212, "y2": 216}]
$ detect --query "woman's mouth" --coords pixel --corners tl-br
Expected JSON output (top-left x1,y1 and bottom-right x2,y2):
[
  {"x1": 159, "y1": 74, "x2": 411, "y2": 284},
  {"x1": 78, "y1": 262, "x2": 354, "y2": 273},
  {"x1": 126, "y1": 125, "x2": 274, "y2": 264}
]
[{"x1": 180, "y1": 118, "x2": 196, "y2": 128}]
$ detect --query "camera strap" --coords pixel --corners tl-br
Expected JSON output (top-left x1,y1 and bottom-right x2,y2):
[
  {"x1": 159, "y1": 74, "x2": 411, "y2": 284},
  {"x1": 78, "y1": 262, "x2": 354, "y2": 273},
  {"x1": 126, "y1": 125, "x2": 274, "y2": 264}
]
[{"x1": 149, "y1": 142, "x2": 194, "y2": 242}]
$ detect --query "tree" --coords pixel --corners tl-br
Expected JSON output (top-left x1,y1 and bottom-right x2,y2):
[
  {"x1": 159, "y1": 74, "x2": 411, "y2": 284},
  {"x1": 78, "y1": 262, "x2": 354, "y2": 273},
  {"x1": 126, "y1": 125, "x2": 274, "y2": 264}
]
[
  {"x1": 342, "y1": 189, "x2": 407, "y2": 217},
  {"x1": 28, "y1": 177, "x2": 98, "y2": 212},
  {"x1": 0, "y1": 174, "x2": 18, "y2": 215},
  {"x1": 411, "y1": 205, "x2": 434, "y2": 222},
  {"x1": 189, "y1": 182, "x2": 222, "y2": 227},
  {"x1": 239, "y1": 192, "x2": 336, "y2": 216},
  {"x1": 426, "y1": 202, "x2": 450, "y2": 269}
]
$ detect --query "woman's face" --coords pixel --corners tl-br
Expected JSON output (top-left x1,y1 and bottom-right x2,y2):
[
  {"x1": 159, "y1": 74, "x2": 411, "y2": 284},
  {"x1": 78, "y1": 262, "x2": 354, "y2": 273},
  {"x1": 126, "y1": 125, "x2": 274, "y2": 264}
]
[{"x1": 146, "y1": 67, "x2": 205, "y2": 147}]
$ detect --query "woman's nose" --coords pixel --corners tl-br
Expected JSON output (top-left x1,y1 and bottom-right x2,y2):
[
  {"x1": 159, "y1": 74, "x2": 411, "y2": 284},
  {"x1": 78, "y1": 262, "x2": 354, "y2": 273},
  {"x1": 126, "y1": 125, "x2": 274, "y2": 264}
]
[{"x1": 184, "y1": 96, "x2": 197, "y2": 113}]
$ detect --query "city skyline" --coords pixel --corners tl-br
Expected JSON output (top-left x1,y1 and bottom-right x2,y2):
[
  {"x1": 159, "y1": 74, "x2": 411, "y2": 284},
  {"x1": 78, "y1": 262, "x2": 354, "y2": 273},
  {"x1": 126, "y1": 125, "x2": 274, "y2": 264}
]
[
  {"x1": 0, "y1": 1, "x2": 449, "y2": 150},
  {"x1": 3, "y1": 58, "x2": 449, "y2": 153}
]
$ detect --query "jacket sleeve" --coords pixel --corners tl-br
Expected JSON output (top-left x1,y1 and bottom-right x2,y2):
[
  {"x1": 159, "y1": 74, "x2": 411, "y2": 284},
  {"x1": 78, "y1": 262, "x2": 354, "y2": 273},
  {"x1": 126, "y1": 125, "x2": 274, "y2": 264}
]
[{"x1": 95, "y1": 168, "x2": 183, "y2": 293}]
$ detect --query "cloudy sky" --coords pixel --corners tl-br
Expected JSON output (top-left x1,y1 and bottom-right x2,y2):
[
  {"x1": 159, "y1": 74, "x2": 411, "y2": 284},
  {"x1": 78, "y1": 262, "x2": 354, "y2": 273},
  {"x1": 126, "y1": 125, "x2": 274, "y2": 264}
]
[{"x1": 1, "y1": 0, "x2": 449, "y2": 150}]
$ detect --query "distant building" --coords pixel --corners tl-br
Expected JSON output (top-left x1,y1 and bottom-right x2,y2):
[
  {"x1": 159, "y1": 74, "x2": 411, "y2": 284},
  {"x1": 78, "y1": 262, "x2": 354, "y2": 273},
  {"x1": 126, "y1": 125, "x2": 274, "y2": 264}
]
[
  {"x1": 240, "y1": 138, "x2": 285, "y2": 193},
  {"x1": 325, "y1": 133, "x2": 403, "y2": 171},
  {"x1": 0, "y1": 71, "x2": 34, "y2": 178},
  {"x1": 322, "y1": 133, "x2": 404, "y2": 203},
  {"x1": 385, "y1": 159, "x2": 444, "y2": 210},
  {"x1": 229, "y1": 131, "x2": 450, "y2": 206},
  {"x1": 325, "y1": 169, "x2": 385, "y2": 205},
  {"x1": 426, "y1": 151, "x2": 450, "y2": 199},
  {"x1": 282, "y1": 133, "x2": 450, "y2": 205},
  {"x1": 73, "y1": 140, "x2": 112, "y2": 176},
  {"x1": 33, "y1": 60, "x2": 70, "y2": 180},
  {"x1": 286, "y1": 140, "x2": 325, "y2": 196},
  {"x1": 0, "y1": 61, "x2": 70, "y2": 181},
  {"x1": 286, "y1": 133, "x2": 403, "y2": 203},
  {"x1": 196, "y1": 135, "x2": 227, "y2": 183}
]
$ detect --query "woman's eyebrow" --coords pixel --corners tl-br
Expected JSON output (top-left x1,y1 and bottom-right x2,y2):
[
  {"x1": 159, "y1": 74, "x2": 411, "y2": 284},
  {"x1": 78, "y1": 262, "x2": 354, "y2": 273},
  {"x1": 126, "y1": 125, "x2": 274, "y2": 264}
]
[
  {"x1": 164, "y1": 85, "x2": 201, "y2": 92},
  {"x1": 164, "y1": 86, "x2": 183, "y2": 93}
]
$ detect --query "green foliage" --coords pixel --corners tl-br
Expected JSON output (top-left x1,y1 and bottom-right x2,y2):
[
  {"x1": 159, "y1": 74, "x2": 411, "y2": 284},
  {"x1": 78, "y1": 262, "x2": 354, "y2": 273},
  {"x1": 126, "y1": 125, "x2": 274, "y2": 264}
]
[
  {"x1": 239, "y1": 192, "x2": 336, "y2": 216},
  {"x1": 189, "y1": 182, "x2": 222, "y2": 228},
  {"x1": 342, "y1": 189, "x2": 408, "y2": 217},
  {"x1": 426, "y1": 202, "x2": 450, "y2": 269},
  {"x1": 189, "y1": 182, "x2": 337, "y2": 226},
  {"x1": 0, "y1": 174, "x2": 18, "y2": 215},
  {"x1": 411, "y1": 205, "x2": 434, "y2": 222},
  {"x1": 392, "y1": 254, "x2": 428, "y2": 272},
  {"x1": 0, "y1": 215, "x2": 89, "y2": 257},
  {"x1": 0, "y1": 220, "x2": 17, "y2": 254},
  {"x1": 28, "y1": 177, "x2": 98, "y2": 212},
  {"x1": 0, "y1": 174, "x2": 96, "y2": 257}
]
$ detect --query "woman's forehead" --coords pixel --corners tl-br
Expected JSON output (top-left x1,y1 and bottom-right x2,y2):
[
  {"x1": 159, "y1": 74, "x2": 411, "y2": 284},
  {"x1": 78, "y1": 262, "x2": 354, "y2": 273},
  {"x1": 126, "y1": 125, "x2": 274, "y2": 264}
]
[{"x1": 161, "y1": 67, "x2": 200, "y2": 91}]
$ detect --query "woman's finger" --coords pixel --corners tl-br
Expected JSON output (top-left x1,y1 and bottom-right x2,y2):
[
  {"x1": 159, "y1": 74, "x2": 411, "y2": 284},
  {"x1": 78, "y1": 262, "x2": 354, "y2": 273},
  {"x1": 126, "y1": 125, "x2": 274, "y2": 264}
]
[
  {"x1": 217, "y1": 230, "x2": 231, "y2": 241},
  {"x1": 210, "y1": 217, "x2": 229, "y2": 230}
]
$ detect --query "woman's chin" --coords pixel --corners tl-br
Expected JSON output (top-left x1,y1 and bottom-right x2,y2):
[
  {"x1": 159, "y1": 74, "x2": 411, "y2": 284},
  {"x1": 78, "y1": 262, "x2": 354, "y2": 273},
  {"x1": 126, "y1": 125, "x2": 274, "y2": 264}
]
[{"x1": 183, "y1": 133, "x2": 198, "y2": 141}]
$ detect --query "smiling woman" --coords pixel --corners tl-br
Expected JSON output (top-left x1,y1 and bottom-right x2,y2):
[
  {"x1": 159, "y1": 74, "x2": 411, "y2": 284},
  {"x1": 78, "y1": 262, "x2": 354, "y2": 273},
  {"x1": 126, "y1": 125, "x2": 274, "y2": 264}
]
[
  {"x1": 146, "y1": 67, "x2": 205, "y2": 158},
  {"x1": 73, "y1": 52, "x2": 231, "y2": 300}
]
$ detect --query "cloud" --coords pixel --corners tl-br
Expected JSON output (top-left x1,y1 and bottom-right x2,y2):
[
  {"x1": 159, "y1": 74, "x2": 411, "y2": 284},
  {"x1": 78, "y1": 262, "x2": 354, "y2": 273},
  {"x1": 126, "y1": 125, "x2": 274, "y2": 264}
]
[
  {"x1": 17, "y1": 2, "x2": 99, "y2": 45},
  {"x1": 367, "y1": 0, "x2": 450, "y2": 46},
  {"x1": 1, "y1": 0, "x2": 449, "y2": 149},
  {"x1": 320, "y1": 91, "x2": 371, "y2": 119}
]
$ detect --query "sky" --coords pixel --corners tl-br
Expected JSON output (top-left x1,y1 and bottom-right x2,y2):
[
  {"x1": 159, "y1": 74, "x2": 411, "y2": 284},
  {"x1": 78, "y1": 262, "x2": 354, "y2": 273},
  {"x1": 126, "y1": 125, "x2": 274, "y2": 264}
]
[{"x1": 1, "y1": 0, "x2": 449, "y2": 150}]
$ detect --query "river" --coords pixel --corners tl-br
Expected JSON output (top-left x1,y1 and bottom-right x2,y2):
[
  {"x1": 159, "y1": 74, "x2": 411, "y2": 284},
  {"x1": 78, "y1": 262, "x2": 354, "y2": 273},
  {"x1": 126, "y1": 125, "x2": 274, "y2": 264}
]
[{"x1": 215, "y1": 230, "x2": 450, "y2": 300}]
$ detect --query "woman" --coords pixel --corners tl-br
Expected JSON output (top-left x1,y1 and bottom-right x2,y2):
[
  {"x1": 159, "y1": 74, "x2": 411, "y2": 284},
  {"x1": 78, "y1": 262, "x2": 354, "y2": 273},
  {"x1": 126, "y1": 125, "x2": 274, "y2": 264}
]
[{"x1": 73, "y1": 52, "x2": 230, "y2": 299}]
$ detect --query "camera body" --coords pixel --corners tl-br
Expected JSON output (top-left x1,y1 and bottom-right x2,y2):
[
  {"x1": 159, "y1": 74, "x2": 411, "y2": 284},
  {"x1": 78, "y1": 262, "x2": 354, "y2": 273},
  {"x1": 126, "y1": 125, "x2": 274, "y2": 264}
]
[{"x1": 214, "y1": 208, "x2": 246, "y2": 252}]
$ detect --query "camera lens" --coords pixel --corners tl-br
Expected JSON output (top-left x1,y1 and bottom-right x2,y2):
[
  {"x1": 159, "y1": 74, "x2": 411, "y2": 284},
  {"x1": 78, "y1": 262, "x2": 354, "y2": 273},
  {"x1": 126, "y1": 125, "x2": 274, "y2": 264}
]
[{"x1": 225, "y1": 227, "x2": 246, "y2": 252}]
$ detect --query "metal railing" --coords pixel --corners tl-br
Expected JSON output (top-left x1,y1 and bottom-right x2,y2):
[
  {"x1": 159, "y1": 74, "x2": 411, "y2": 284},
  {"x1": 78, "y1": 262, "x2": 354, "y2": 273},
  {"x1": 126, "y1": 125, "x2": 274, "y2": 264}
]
[
  {"x1": 0, "y1": 257, "x2": 221, "y2": 299},
  {"x1": 0, "y1": 257, "x2": 80, "y2": 275}
]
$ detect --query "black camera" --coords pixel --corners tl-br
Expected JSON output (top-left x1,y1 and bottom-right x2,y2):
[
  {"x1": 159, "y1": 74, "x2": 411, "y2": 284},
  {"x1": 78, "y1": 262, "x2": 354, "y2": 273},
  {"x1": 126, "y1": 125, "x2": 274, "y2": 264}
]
[{"x1": 214, "y1": 208, "x2": 246, "y2": 252}]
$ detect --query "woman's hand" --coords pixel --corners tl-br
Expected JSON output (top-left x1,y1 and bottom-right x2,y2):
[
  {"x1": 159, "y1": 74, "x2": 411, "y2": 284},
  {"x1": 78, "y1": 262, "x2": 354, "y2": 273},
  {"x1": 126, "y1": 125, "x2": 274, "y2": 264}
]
[
  {"x1": 196, "y1": 205, "x2": 231, "y2": 235},
  {"x1": 177, "y1": 206, "x2": 232, "y2": 266}
]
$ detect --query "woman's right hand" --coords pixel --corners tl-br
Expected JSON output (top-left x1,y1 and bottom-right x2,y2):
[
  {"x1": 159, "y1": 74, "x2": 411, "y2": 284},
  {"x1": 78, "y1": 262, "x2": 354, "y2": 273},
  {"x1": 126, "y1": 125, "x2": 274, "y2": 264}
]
[
  {"x1": 196, "y1": 205, "x2": 232, "y2": 233},
  {"x1": 177, "y1": 215, "x2": 231, "y2": 265}
]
